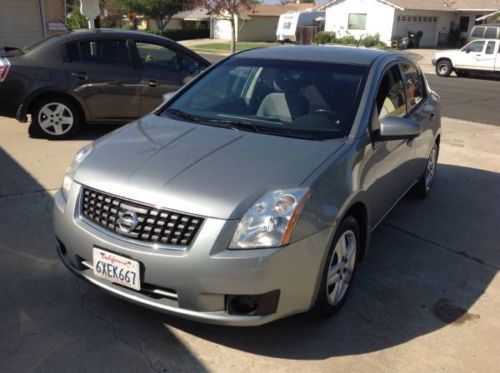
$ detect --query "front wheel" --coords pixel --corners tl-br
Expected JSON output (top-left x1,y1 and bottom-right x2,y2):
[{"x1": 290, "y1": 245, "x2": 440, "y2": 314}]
[
  {"x1": 313, "y1": 216, "x2": 360, "y2": 316},
  {"x1": 30, "y1": 96, "x2": 81, "y2": 139},
  {"x1": 436, "y1": 60, "x2": 452, "y2": 77}
]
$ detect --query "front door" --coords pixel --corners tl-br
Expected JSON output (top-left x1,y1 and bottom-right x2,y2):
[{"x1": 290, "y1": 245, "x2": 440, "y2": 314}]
[
  {"x1": 363, "y1": 64, "x2": 416, "y2": 227},
  {"x1": 65, "y1": 38, "x2": 142, "y2": 122},
  {"x1": 454, "y1": 40, "x2": 486, "y2": 69},
  {"x1": 132, "y1": 41, "x2": 206, "y2": 116}
]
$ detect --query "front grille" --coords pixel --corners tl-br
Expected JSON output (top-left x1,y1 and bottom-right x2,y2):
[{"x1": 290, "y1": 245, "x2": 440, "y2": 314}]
[{"x1": 81, "y1": 187, "x2": 203, "y2": 247}]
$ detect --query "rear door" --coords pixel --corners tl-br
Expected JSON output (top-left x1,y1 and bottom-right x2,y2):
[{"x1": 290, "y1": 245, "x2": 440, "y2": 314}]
[
  {"x1": 131, "y1": 41, "x2": 207, "y2": 116},
  {"x1": 64, "y1": 38, "x2": 142, "y2": 122}
]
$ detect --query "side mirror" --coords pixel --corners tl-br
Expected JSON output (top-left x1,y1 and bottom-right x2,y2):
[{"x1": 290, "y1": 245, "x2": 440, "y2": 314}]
[
  {"x1": 162, "y1": 90, "x2": 178, "y2": 103},
  {"x1": 465, "y1": 49, "x2": 471, "y2": 53},
  {"x1": 376, "y1": 116, "x2": 421, "y2": 140}
]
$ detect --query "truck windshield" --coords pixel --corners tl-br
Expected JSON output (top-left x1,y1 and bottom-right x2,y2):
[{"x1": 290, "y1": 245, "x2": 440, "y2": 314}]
[{"x1": 162, "y1": 58, "x2": 368, "y2": 140}]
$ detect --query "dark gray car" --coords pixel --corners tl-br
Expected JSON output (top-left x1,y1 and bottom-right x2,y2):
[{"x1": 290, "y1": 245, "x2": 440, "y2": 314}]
[
  {"x1": 54, "y1": 46, "x2": 441, "y2": 325},
  {"x1": 0, "y1": 29, "x2": 209, "y2": 139}
]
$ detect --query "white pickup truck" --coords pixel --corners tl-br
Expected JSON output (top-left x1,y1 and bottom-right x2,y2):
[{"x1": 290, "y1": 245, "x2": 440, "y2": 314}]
[{"x1": 432, "y1": 39, "x2": 500, "y2": 77}]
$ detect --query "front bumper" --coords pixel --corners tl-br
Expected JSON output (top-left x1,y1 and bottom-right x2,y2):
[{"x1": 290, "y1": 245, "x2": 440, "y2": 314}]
[{"x1": 53, "y1": 184, "x2": 330, "y2": 326}]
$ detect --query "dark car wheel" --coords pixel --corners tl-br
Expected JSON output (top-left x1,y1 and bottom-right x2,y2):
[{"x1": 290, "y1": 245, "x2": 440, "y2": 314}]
[
  {"x1": 313, "y1": 216, "x2": 360, "y2": 316},
  {"x1": 413, "y1": 142, "x2": 439, "y2": 198},
  {"x1": 30, "y1": 96, "x2": 81, "y2": 139},
  {"x1": 436, "y1": 60, "x2": 452, "y2": 77}
]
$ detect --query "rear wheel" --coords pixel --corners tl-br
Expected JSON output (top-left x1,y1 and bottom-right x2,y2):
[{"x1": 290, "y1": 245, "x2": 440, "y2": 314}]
[
  {"x1": 30, "y1": 96, "x2": 81, "y2": 139},
  {"x1": 413, "y1": 142, "x2": 439, "y2": 198},
  {"x1": 313, "y1": 216, "x2": 360, "y2": 316},
  {"x1": 436, "y1": 60, "x2": 452, "y2": 77}
]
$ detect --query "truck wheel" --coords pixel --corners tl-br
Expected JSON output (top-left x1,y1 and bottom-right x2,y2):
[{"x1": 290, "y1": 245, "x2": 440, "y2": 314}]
[{"x1": 436, "y1": 60, "x2": 452, "y2": 77}]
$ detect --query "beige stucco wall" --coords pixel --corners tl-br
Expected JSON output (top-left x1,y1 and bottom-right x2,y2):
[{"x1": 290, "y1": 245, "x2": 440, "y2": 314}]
[{"x1": 44, "y1": 0, "x2": 66, "y2": 36}]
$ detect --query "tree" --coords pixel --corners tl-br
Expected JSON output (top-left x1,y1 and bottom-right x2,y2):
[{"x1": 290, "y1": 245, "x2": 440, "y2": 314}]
[
  {"x1": 194, "y1": 0, "x2": 255, "y2": 54},
  {"x1": 111, "y1": 0, "x2": 186, "y2": 32}
]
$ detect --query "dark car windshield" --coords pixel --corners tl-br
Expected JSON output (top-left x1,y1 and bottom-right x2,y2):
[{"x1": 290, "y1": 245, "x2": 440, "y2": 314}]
[{"x1": 162, "y1": 58, "x2": 368, "y2": 140}]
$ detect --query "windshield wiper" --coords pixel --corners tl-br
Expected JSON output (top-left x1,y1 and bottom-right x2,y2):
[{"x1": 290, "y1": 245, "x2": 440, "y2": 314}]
[
  {"x1": 204, "y1": 118, "x2": 259, "y2": 133},
  {"x1": 166, "y1": 108, "x2": 201, "y2": 123}
]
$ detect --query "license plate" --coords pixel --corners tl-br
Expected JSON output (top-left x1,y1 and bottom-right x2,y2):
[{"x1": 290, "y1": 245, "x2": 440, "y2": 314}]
[{"x1": 93, "y1": 248, "x2": 141, "y2": 291}]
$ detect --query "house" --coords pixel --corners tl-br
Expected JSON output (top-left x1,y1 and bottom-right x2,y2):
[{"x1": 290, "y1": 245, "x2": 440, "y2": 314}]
[
  {"x1": 211, "y1": 4, "x2": 314, "y2": 42},
  {"x1": 319, "y1": 0, "x2": 500, "y2": 47},
  {"x1": 147, "y1": 7, "x2": 210, "y2": 31},
  {"x1": 0, "y1": 0, "x2": 66, "y2": 48}
]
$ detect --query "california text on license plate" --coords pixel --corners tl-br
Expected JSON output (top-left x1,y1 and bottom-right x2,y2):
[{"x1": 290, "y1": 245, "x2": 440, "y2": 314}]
[{"x1": 93, "y1": 248, "x2": 141, "y2": 291}]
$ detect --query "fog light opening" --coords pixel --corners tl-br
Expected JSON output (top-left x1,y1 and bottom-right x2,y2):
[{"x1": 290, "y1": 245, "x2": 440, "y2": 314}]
[{"x1": 230, "y1": 296, "x2": 259, "y2": 315}]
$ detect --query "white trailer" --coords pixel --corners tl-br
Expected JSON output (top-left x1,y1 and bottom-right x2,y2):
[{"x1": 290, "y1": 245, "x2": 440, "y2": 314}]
[{"x1": 276, "y1": 9, "x2": 325, "y2": 43}]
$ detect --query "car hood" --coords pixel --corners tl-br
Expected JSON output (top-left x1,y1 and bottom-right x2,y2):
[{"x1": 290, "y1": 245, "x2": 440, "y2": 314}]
[{"x1": 75, "y1": 114, "x2": 344, "y2": 220}]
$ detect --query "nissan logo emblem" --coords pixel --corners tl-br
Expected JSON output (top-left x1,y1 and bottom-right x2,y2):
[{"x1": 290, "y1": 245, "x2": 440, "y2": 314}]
[{"x1": 118, "y1": 210, "x2": 139, "y2": 232}]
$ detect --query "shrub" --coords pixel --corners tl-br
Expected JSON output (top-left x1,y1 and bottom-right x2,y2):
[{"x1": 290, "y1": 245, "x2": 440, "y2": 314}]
[
  {"x1": 66, "y1": 9, "x2": 88, "y2": 31},
  {"x1": 314, "y1": 31, "x2": 336, "y2": 44},
  {"x1": 359, "y1": 33, "x2": 380, "y2": 47},
  {"x1": 336, "y1": 35, "x2": 357, "y2": 45},
  {"x1": 149, "y1": 28, "x2": 210, "y2": 41}
]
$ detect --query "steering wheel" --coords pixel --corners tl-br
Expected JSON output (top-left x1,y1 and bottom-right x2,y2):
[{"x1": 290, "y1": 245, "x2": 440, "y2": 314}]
[{"x1": 311, "y1": 109, "x2": 341, "y2": 126}]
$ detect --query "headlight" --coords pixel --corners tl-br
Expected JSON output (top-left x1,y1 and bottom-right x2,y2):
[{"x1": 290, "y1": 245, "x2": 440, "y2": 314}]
[
  {"x1": 229, "y1": 188, "x2": 310, "y2": 249},
  {"x1": 61, "y1": 144, "x2": 93, "y2": 200}
]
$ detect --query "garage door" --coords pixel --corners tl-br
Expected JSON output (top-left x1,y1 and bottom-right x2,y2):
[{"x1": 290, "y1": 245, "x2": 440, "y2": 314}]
[
  {"x1": 395, "y1": 15, "x2": 438, "y2": 48},
  {"x1": 0, "y1": 0, "x2": 43, "y2": 48},
  {"x1": 213, "y1": 19, "x2": 232, "y2": 40}
]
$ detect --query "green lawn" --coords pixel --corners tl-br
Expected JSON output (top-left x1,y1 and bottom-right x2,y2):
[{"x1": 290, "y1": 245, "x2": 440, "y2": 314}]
[{"x1": 191, "y1": 42, "x2": 275, "y2": 53}]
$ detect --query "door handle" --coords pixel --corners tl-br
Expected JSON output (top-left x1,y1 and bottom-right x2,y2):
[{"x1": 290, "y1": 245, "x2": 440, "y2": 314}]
[
  {"x1": 407, "y1": 138, "x2": 414, "y2": 147},
  {"x1": 71, "y1": 72, "x2": 88, "y2": 80},
  {"x1": 142, "y1": 79, "x2": 157, "y2": 87}
]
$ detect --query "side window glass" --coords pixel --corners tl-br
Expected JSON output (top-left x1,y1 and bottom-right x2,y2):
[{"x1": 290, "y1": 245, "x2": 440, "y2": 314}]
[
  {"x1": 65, "y1": 42, "x2": 80, "y2": 63},
  {"x1": 484, "y1": 27, "x2": 497, "y2": 39},
  {"x1": 464, "y1": 41, "x2": 485, "y2": 52},
  {"x1": 79, "y1": 40, "x2": 129, "y2": 66},
  {"x1": 376, "y1": 65, "x2": 406, "y2": 120},
  {"x1": 402, "y1": 63, "x2": 424, "y2": 111},
  {"x1": 485, "y1": 41, "x2": 495, "y2": 54},
  {"x1": 136, "y1": 42, "x2": 202, "y2": 75},
  {"x1": 471, "y1": 26, "x2": 485, "y2": 37}
]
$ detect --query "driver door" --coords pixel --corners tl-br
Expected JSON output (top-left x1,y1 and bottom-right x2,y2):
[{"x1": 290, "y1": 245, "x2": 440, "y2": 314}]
[
  {"x1": 132, "y1": 41, "x2": 206, "y2": 116},
  {"x1": 454, "y1": 40, "x2": 486, "y2": 69}
]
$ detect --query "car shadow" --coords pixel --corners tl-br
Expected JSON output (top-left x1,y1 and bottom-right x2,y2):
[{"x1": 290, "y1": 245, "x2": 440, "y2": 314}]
[
  {"x1": 156, "y1": 162, "x2": 499, "y2": 359},
  {"x1": 28, "y1": 122, "x2": 123, "y2": 141},
  {"x1": 1, "y1": 142, "x2": 498, "y2": 365}
]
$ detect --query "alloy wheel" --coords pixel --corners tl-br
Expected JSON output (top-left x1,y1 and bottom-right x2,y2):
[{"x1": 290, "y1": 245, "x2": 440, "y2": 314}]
[
  {"x1": 37, "y1": 102, "x2": 74, "y2": 136},
  {"x1": 326, "y1": 230, "x2": 357, "y2": 306}
]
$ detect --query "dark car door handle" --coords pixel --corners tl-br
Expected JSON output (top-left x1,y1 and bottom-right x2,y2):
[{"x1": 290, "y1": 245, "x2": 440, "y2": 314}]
[
  {"x1": 406, "y1": 138, "x2": 414, "y2": 147},
  {"x1": 71, "y1": 72, "x2": 88, "y2": 80},
  {"x1": 142, "y1": 79, "x2": 157, "y2": 87}
]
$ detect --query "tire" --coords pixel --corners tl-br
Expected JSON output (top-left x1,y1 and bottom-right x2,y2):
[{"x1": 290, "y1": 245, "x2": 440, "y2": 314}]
[
  {"x1": 436, "y1": 60, "x2": 452, "y2": 77},
  {"x1": 30, "y1": 96, "x2": 82, "y2": 139},
  {"x1": 413, "y1": 142, "x2": 439, "y2": 198},
  {"x1": 313, "y1": 216, "x2": 360, "y2": 317}
]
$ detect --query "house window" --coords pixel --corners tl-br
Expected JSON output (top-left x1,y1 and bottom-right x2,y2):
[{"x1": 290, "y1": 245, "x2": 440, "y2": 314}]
[
  {"x1": 348, "y1": 13, "x2": 367, "y2": 30},
  {"x1": 459, "y1": 16, "x2": 470, "y2": 32},
  {"x1": 433, "y1": 17, "x2": 438, "y2": 22}
]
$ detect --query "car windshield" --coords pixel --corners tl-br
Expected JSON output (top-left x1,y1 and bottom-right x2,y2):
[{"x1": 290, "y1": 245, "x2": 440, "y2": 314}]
[{"x1": 162, "y1": 58, "x2": 368, "y2": 140}]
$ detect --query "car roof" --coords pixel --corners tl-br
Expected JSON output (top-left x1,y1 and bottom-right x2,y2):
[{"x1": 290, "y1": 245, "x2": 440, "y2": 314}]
[
  {"x1": 233, "y1": 45, "x2": 389, "y2": 66},
  {"x1": 68, "y1": 28, "x2": 170, "y2": 42}
]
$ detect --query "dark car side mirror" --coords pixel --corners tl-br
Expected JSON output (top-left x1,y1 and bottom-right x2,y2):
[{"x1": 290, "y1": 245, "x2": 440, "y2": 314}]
[{"x1": 375, "y1": 116, "x2": 421, "y2": 140}]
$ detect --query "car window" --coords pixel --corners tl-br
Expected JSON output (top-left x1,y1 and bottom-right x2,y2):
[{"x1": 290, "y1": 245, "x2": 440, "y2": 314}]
[
  {"x1": 471, "y1": 26, "x2": 485, "y2": 38},
  {"x1": 376, "y1": 65, "x2": 406, "y2": 120},
  {"x1": 65, "y1": 42, "x2": 80, "y2": 63},
  {"x1": 79, "y1": 39, "x2": 130, "y2": 66},
  {"x1": 464, "y1": 40, "x2": 485, "y2": 52},
  {"x1": 165, "y1": 58, "x2": 368, "y2": 140},
  {"x1": 135, "y1": 42, "x2": 203, "y2": 75},
  {"x1": 484, "y1": 27, "x2": 498, "y2": 39},
  {"x1": 402, "y1": 63, "x2": 425, "y2": 112},
  {"x1": 485, "y1": 41, "x2": 496, "y2": 54}
]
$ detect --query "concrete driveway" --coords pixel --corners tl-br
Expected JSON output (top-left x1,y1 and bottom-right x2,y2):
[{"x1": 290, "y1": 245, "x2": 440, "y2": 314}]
[{"x1": 1, "y1": 105, "x2": 499, "y2": 370}]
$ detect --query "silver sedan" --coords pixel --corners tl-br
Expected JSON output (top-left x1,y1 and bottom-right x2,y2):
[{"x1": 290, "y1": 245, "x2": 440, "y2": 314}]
[{"x1": 54, "y1": 46, "x2": 441, "y2": 326}]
